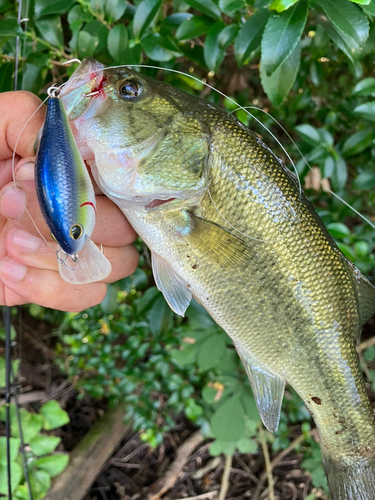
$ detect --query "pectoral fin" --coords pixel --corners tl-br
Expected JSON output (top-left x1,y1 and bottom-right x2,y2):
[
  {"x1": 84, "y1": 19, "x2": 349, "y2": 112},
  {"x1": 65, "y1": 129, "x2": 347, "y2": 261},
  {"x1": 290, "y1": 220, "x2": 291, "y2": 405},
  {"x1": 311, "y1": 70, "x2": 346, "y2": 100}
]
[
  {"x1": 152, "y1": 252, "x2": 192, "y2": 316},
  {"x1": 238, "y1": 351, "x2": 285, "y2": 432},
  {"x1": 58, "y1": 237, "x2": 112, "y2": 284}
]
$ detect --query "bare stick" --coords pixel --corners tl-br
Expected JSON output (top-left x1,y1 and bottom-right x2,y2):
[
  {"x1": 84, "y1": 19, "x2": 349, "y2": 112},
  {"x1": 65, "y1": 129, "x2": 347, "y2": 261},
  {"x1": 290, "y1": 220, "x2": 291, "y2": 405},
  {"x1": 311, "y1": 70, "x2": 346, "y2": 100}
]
[
  {"x1": 174, "y1": 492, "x2": 217, "y2": 500},
  {"x1": 357, "y1": 336, "x2": 375, "y2": 352},
  {"x1": 218, "y1": 454, "x2": 232, "y2": 500},
  {"x1": 145, "y1": 431, "x2": 205, "y2": 500},
  {"x1": 258, "y1": 426, "x2": 275, "y2": 500}
]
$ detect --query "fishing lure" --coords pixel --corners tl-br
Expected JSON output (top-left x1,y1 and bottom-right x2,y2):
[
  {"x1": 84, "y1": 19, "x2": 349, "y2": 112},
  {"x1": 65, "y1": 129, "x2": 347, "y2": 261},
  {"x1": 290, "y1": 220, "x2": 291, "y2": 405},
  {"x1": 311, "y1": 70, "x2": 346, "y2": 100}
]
[{"x1": 35, "y1": 86, "x2": 111, "y2": 284}]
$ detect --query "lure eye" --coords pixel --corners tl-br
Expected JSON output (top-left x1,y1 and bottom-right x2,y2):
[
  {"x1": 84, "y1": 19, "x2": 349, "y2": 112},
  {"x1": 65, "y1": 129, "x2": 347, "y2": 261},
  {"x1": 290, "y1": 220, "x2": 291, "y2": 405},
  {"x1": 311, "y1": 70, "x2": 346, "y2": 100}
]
[
  {"x1": 70, "y1": 223, "x2": 84, "y2": 240},
  {"x1": 119, "y1": 79, "x2": 141, "y2": 99}
]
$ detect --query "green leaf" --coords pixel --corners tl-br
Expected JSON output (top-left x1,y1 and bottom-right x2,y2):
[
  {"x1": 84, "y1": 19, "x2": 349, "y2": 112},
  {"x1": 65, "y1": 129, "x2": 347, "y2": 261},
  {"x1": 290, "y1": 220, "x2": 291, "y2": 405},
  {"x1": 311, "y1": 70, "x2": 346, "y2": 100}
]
[
  {"x1": 147, "y1": 294, "x2": 173, "y2": 335},
  {"x1": 175, "y1": 15, "x2": 213, "y2": 41},
  {"x1": 219, "y1": 0, "x2": 244, "y2": 16},
  {"x1": 270, "y1": 0, "x2": 299, "y2": 12},
  {"x1": 363, "y1": 0, "x2": 375, "y2": 14},
  {"x1": 35, "y1": 15, "x2": 63, "y2": 47},
  {"x1": 342, "y1": 128, "x2": 375, "y2": 157},
  {"x1": 236, "y1": 435, "x2": 258, "y2": 453},
  {"x1": 35, "y1": 454, "x2": 69, "y2": 477},
  {"x1": 196, "y1": 334, "x2": 226, "y2": 370},
  {"x1": 77, "y1": 30, "x2": 99, "y2": 58},
  {"x1": 68, "y1": 5, "x2": 94, "y2": 25},
  {"x1": 261, "y1": 0, "x2": 308, "y2": 76},
  {"x1": 316, "y1": 0, "x2": 369, "y2": 46},
  {"x1": 14, "y1": 410, "x2": 43, "y2": 443},
  {"x1": 0, "y1": 462, "x2": 22, "y2": 494},
  {"x1": 133, "y1": 0, "x2": 163, "y2": 40},
  {"x1": 331, "y1": 155, "x2": 348, "y2": 190},
  {"x1": 34, "y1": 0, "x2": 76, "y2": 18},
  {"x1": 40, "y1": 401, "x2": 70, "y2": 430},
  {"x1": 29, "y1": 469, "x2": 51, "y2": 499},
  {"x1": 318, "y1": 15, "x2": 356, "y2": 63},
  {"x1": 352, "y1": 77, "x2": 375, "y2": 96},
  {"x1": 234, "y1": 9, "x2": 270, "y2": 67},
  {"x1": 184, "y1": 0, "x2": 221, "y2": 20},
  {"x1": 0, "y1": 19, "x2": 24, "y2": 37},
  {"x1": 204, "y1": 21, "x2": 226, "y2": 72},
  {"x1": 14, "y1": 485, "x2": 30, "y2": 500},
  {"x1": 141, "y1": 32, "x2": 183, "y2": 61},
  {"x1": 0, "y1": 0, "x2": 12, "y2": 14},
  {"x1": 350, "y1": 0, "x2": 371, "y2": 4},
  {"x1": 209, "y1": 439, "x2": 236, "y2": 455},
  {"x1": 211, "y1": 391, "x2": 245, "y2": 441},
  {"x1": 354, "y1": 102, "x2": 375, "y2": 122},
  {"x1": 29, "y1": 435, "x2": 61, "y2": 456},
  {"x1": 354, "y1": 241, "x2": 369, "y2": 257},
  {"x1": 107, "y1": 24, "x2": 129, "y2": 62},
  {"x1": 21, "y1": 64, "x2": 46, "y2": 94},
  {"x1": 295, "y1": 124, "x2": 322, "y2": 146},
  {"x1": 83, "y1": 20, "x2": 108, "y2": 53},
  {"x1": 105, "y1": 0, "x2": 127, "y2": 22},
  {"x1": 218, "y1": 24, "x2": 238, "y2": 49},
  {"x1": 0, "y1": 437, "x2": 20, "y2": 465},
  {"x1": 353, "y1": 170, "x2": 375, "y2": 189},
  {"x1": 327, "y1": 222, "x2": 351, "y2": 239},
  {"x1": 260, "y1": 41, "x2": 300, "y2": 106},
  {"x1": 170, "y1": 343, "x2": 198, "y2": 365}
]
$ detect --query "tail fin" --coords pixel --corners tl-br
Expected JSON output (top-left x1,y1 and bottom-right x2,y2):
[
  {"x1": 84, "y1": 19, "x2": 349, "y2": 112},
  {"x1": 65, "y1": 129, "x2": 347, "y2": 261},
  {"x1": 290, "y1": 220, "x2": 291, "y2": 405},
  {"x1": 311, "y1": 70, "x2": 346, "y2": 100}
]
[{"x1": 323, "y1": 454, "x2": 375, "y2": 500}]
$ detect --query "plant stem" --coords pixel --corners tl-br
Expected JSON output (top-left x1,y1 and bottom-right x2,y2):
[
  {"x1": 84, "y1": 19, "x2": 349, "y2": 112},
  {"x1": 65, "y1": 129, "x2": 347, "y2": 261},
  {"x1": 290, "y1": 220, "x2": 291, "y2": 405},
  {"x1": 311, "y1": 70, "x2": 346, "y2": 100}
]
[
  {"x1": 258, "y1": 425, "x2": 275, "y2": 500},
  {"x1": 218, "y1": 454, "x2": 232, "y2": 500}
]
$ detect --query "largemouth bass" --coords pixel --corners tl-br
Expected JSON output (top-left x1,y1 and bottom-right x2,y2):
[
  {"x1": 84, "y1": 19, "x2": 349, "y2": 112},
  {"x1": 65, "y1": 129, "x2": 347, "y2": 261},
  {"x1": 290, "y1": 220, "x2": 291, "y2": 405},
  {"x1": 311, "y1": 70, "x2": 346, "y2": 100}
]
[{"x1": 60, "y1": 58, "x2": 375, "y2": 500}]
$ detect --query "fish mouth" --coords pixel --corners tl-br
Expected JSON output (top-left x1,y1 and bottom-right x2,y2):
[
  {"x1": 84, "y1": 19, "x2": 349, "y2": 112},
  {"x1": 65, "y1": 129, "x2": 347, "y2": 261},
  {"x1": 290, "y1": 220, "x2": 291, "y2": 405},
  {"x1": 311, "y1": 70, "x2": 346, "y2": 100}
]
[{"x1": 145, "y1": 198, "x2": 177, "y2": 210}]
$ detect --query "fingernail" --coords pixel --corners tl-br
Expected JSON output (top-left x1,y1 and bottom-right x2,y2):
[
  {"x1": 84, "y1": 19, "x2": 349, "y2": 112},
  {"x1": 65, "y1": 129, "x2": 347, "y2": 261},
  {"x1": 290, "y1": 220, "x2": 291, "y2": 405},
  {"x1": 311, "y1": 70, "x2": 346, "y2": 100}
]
[
  {"x1": 0, "y1": 258, "x2": 27, "y2": 282},
  {"x1": 16, "y1": 161, "x2": 35, "y2": 181},
  {"x1": 0, "y1": 186, "x2": 26, "y2": 221},
  {"x1": 12, "y1": 229, "x2": 42, "y2": 254}
]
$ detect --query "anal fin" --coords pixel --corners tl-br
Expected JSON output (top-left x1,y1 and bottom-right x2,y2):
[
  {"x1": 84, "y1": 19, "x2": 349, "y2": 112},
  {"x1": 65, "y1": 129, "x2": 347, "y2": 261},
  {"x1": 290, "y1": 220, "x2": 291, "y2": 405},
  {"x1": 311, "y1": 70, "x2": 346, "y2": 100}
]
[
  {"x1": 152, "y1": 252, "x2": 192, "y2": 317},
  {"x1": 238, "y1": 351, "x2": 285, "y2": 432}
]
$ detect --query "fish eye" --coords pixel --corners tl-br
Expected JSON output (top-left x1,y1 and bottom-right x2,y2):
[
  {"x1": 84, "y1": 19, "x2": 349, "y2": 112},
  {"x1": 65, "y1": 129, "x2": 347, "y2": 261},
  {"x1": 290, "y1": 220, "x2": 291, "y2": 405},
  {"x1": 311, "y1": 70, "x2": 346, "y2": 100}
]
[
  {"x1": 119, "y1": 79, "x2": 141, "y2": 99},
  {"x1": 70, "y1": 223, "x2": 84, "y2": 240}
]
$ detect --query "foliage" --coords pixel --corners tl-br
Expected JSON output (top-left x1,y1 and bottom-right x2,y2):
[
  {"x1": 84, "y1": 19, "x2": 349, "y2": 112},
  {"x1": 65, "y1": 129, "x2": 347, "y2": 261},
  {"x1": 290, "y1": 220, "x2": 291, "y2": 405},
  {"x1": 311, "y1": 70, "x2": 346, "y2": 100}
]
[
  {"x1": 0, "y1": 401, "x2": 69, "y2": 499},
  {"x1": 1, "y1": 0, "x2": 375, "y2": 498}
]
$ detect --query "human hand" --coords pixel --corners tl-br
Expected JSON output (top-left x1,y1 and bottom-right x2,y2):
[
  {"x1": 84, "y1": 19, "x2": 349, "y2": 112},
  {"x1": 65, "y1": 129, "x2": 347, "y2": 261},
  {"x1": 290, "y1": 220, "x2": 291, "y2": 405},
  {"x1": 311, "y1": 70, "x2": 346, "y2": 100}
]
[{"x1": 0, "y1": 91, "x2": 139, "y2": 312}]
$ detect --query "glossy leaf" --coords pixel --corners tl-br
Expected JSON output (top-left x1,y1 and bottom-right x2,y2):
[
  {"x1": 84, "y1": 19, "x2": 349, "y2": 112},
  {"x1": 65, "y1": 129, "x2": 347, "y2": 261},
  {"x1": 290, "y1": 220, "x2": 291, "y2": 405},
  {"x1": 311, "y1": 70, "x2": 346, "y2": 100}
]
[
  {"x1": 318, "y1": 15, "x2": 358, "y2": 63},
  {"x1": 234, "y1": 8, "x2": 270, "y2": 67},
  {"x1": 0, "y1": 0, "x2": 11, "y2": 14},
  {"x1": 316, "y1": 0, "x2": 369, "y2": 46},
  {"x1": 270, "y1": 0, "x2": 299, "y2": 12},
  {"x1": 327, "y1": 222, "x2": 351, "y2": 239},
  {"x1": 342, "y1": 128, "x2": 375, "y2": 157},
  {"x1": 175, "y1": 15, "x2": 213, "y2": 41},
  {"x1": 204, "y1": 21, "x2": 226, "y2": 72},
  {"x1": 354, "y1": 102, "x2": 375, "y2": 122},
  {"x1": 34, "y1": 0, "x2": 76, "y2": 19},
  {"x1": 0, "y1": 18, "x2": 24, "y2": 36},
  {"x1": 35, "y1": 454, "x2": 69, "y2": 477},
  {"x1": 218, "y1": 24, "x2": 238, "y2": 49},
  {"x1": 0, "y1": 437, "x2": 20, "y2": 465},
  {"x1": 331, "y1": 155, "x2": 348, "y2": 190},
  {"x1": 29, "y1": 469, "x2": 51, "y2": 499},
  {"x1": 35, "y1": 16, "x2": 63, "y2": 47},
  {"x1": 211, "y1": 391, "x2": 245, "y2": 441},
  {"x1": 352, "y1": 77, "x2": 375, "y2": 96},
  {"x1": 219, "y1": 0, "x2": 244, "y2": 16},
  {"x1": 40, "y1": 400, "x2": 70, "y2": 430},
  {"x1": 260, "y1": 42, "x2": 300, "y2": 106},
  {"x1": 184, "y1": 0, "x2": 221, "y2": 20},
  {"x1": 147, "y1": 295, "x2": 173, "y2": 335},
  {"x1": 83, "y1": 20, "x2": 108, "y2": 53},
  {"x1": 105, "y1": 0, "x2": 127, "y2": 22},
  {"x1": 353, "y1": 170, "x2": 375, "y2": 189},
  {"x1": 107, "y1": 24, "x2": 129, "y2": 62},
  {"x1": 261, "y1": 0, "x2": 308, "y2": 77},
  {"x1": 295, "y1": 124, "x2": 322, "y2": 146},
  {"x1": 141, "y1": 33, "x2": 183, "y2": 61},
  {"x1": 133, "y1": 0, "x2": 163, "y2": 40},
  {"x1": 350, "y1": 0, "x2": 371, "y2": 4},
  {"x1": 77, "y1": 30, "x2": 99, "y2": 58},
  {"x1": 162, "y1": 13, "x2": 192, "y2": 31},
  {"x1": 68, "y1": 5, "x2": 94, "y2": 25}
]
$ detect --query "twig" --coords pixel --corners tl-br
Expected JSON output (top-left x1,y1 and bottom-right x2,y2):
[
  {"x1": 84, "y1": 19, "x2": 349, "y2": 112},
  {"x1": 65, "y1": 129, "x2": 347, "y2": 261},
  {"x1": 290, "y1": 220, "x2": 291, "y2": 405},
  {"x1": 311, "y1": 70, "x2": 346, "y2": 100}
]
[
  {"x1": 145, "y1": 431, "x2": 205, "y2": 500},
  {"x1": 218, "y1": 454, "x2": 232, "y2": 500},
  {"x1": 258, "y1": 426, "x2": 275, "y2": 500},
  {"x1": 357, "y1": 336, "x2": 375, "y2": 352},
  {"x1": 253, "y1": 433, "x2": 307, "y2": 500},
  {"x1": 174, "y1": 493, "x2": 217, "y2": 500}
]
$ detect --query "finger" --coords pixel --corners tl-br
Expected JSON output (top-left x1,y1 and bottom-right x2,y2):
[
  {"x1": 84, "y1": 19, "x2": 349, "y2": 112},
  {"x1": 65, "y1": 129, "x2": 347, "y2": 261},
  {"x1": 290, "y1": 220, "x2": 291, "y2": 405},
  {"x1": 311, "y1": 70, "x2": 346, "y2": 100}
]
[
  {"x1": 0, "y1": 91, "x2": 45, "y2": 160},
  {"x1": 1, "y1": 164, "x2": 138, "y2": 247},
  {"x1": 0, "y1": 257, "x2": 108, "y2": 312},
  {"x1": 4, "y1": 227, "x2": 139, "y2": 282}
]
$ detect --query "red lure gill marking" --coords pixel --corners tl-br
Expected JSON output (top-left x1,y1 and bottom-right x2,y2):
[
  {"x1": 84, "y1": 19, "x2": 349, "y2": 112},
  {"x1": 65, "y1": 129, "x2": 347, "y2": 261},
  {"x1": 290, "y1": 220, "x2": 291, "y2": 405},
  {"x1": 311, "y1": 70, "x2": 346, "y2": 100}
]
[
  {"x1": 80, "y1": 201, "x2": 96, "y2": 213},
  {"x1": 89, "y1": 72, "x2": 107, "y2": 97}
]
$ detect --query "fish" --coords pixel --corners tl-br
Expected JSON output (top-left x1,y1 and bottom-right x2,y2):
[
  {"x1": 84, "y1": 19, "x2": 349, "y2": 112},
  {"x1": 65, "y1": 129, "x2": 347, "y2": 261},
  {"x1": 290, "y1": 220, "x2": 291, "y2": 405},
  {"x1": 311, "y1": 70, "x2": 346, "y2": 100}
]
[
  {"x1": 35, "y1": 89, "x2": 112, "y2": 284},
  {"x1": 60, "y1": 58, "x2": 375, "y2": 499}
]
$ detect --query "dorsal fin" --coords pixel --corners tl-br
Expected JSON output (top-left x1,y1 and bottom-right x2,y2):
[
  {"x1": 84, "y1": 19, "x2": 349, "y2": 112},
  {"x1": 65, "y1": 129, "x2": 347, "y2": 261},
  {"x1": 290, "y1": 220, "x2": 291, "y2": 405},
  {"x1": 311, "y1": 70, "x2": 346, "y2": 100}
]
[{"x1": 356, "y1": 271, "x2": 375, "y2": 327}]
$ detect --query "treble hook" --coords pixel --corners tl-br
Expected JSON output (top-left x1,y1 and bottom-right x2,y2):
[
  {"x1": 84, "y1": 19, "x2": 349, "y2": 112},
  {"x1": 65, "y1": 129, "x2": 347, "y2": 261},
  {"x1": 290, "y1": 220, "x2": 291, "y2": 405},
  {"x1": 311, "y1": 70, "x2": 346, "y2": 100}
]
[
  {"x1": 62, "y1": 58, "x2": 82, "y2": 65},
  {"x1": 56, "y1": 249, "x2": 80, "y2": 271}
]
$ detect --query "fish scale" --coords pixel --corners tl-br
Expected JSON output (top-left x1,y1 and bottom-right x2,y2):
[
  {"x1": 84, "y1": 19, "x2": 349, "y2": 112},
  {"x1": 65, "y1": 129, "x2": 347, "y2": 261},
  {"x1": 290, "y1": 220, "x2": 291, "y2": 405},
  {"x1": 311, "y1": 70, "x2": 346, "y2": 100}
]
[{"x1": 60, "y1": 59, "x2": 375, "y2": 499}]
